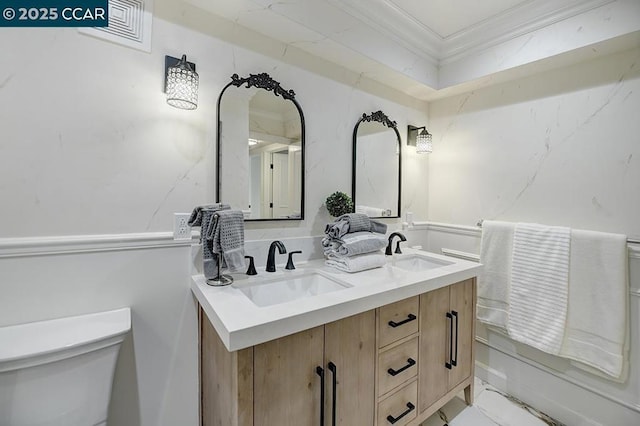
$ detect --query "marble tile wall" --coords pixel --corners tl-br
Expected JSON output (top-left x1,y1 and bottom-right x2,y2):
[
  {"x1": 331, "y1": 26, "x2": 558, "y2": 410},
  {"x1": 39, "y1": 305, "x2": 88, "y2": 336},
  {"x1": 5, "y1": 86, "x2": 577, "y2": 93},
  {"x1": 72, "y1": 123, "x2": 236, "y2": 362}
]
[
  {"x1": 0, "y1": 16, "x2": 428, "y2": 240},
  {"x1": 428, "y1": 47, "x2": 640, "y2": 237}
]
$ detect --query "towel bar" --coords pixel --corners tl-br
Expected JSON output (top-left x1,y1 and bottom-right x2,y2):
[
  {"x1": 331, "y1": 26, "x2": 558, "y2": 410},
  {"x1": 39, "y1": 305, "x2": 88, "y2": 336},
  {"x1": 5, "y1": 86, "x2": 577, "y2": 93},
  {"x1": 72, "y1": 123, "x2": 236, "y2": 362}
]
[{"x1": 476, "y1": 219, "x2": 640, "y2": 244}]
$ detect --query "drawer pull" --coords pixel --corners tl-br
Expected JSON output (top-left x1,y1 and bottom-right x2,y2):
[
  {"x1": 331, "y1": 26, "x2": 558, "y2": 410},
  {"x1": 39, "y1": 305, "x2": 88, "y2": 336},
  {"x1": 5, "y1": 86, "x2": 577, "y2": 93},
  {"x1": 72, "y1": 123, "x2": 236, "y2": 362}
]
[
  {"x1": 388, "y1": 313, "x2": 416, "y2": 328},
  {"x1": 386, "y1": 402, "x2": 415, "y2": 424},
  {"x1": 387, "y1": 358, "x2": 416, "y2": 376},
  {"x1": 451, "y1": 310, "x2": 459, "y2": 367},
  {"x1": 316, "y1": 366, "x2": 325, "y2": 426},
  {"x1": 445, "y1": 311, "x2": 453, "y2": 369},
  {"x1": 328, "y1": 362, "x2": 337, "y2": 426}
]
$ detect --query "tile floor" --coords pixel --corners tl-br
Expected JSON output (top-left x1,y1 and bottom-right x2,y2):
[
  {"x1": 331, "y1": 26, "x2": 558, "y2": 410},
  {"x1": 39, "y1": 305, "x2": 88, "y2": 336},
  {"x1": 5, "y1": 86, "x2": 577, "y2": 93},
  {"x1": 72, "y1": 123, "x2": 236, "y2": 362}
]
[{"x1": 421, "y1": 378, "x2": 563, "y2": 426}]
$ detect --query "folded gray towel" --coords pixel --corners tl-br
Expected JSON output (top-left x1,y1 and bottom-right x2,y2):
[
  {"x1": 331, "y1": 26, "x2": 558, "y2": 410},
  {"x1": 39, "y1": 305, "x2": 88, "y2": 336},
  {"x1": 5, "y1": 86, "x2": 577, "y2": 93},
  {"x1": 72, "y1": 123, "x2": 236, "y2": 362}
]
[
  {"x1": 193, "y1": 205, "x2": 232, "y2": 280},
  {"x1": 322, "y1": 231, "x2": 387, "y2": 257},
  {"x1": 200, "y1": 209, "x2": 220, "y2": 279},
  {"x1": 338, "y1": 213, "x2": 371, "y2": 232},
  {"x1": 324, "y1": 213, "x2": 387, "y2": 238},
  {"x1": 324, "y1": 221, "x2": 350, "y2": 239},
  {"x1": 370, "y1": 220, "x2": 387, "y2": 235},
  {"x1": 206, "y1": 210, "x2": 245, "y2": 273},
  {"x1": 188, "y1": 204, "x2": 230, "y2": 226}
]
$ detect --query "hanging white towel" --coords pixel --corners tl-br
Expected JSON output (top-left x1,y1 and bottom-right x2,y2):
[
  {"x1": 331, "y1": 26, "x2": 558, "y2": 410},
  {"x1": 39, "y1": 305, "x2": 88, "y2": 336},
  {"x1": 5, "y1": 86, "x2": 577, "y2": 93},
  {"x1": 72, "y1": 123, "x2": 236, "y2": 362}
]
[
  {"x1": 560, "y1": 229, "x2": 628, "y2": 381},
  {"x1": 477, "y1": 221, "x2": 515, "y2": 331},
  {"x1": 507, "y1": 222, "x2": 570, "y2": 355}
]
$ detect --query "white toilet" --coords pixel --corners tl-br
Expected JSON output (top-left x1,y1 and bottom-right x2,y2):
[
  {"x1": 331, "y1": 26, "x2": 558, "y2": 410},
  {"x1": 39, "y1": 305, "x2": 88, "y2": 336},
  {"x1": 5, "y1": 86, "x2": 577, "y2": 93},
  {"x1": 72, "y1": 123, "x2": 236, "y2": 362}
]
[{"x1": 0, "y1": 307, "x2": 131, "y2": 426}]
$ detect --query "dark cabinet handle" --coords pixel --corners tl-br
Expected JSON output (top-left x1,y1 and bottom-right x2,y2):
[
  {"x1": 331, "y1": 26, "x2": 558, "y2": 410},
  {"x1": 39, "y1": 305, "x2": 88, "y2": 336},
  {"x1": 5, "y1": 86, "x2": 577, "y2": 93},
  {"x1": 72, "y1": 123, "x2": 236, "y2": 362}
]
[
  {"x1": 387, "y1": 358, "x2": 416, "y2": 376},
  {"x1": 316, "y1": 366, "x2": 325, "y2": 426},
  {"x1": 388, "y1": 313, "x2": 416, "y2": 328},
  {"x1": 386, "y1": 402, "x2": 415, "y2": 424},
  {"x1": 445, "y1": 312, "x2": 453, "y2": 370},
  {"x1": 451, "y1": 310, "x2": 459, "y2": 367},
  {"x1": 328, "y1": 362, "x2": 337, "y2": 426}
]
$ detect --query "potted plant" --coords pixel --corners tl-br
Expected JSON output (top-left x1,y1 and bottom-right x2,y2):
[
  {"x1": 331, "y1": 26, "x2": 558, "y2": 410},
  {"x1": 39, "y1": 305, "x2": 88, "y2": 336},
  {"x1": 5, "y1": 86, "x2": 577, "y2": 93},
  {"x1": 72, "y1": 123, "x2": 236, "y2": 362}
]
[{"x1": 325, "y1": 191, "x2": 354, "y2": 217}]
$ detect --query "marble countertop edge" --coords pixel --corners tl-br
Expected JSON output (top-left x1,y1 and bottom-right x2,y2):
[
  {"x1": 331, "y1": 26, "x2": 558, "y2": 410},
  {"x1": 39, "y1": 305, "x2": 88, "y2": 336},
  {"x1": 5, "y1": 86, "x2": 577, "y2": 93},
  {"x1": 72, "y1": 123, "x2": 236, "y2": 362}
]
[{"x1": 192, "y1": 249, "x2": 482, "y2": 352}]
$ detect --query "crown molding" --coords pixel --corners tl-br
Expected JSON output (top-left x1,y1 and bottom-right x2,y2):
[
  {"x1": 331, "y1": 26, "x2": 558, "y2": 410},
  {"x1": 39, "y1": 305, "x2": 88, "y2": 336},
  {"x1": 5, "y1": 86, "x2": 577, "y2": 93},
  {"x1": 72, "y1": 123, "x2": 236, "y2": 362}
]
[
  {"x1": 441, "y1": 0, "x2": 616, "y2": 64},
  {"x1": 328, "y1": 0, "x2": 440, "y2": 65},
  {"x1": 330, "y1": 0, "x2": 615, "y2": 68}
]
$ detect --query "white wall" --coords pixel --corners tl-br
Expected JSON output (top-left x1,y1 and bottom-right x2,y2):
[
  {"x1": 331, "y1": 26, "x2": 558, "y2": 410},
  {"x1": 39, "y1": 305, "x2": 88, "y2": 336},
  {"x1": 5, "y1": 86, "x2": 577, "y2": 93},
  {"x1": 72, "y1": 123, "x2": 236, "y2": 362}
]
[
  {"x1": 0, "y1": 14, "x2": 427, "y2": 426},
  {"x1": 428, "y1": 47, "x2": 640, "y2": 236},
  {"x1": 0, "y1": 239, "x2": 198, "y2": 426},
  {"x1": 0, "y1": 18, "x2": 428, "y2": 240},
  {"x1": 426, "y1": 47, "x2": 640, "y2": 425}
]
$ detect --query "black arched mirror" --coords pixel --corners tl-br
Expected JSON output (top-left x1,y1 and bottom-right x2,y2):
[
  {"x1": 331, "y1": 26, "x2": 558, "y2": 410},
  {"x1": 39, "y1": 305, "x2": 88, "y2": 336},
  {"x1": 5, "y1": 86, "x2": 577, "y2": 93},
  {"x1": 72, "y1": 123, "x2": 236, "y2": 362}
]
[
  {"x1": 352, "y1": 111, "x2": 401, "y2": 218},
  {"x1": 216, "y1": 73, "x2": 305, "y2": 221}
]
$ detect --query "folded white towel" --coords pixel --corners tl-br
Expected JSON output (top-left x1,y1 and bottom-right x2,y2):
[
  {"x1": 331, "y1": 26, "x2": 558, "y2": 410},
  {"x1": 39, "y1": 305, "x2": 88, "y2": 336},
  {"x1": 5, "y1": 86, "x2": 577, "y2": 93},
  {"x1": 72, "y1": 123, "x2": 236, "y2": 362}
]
[
  {"x1": 507, "y1": 222, "x2": 570, "y2": 355},
  {"x1": 477, "y1": 221, "x2": 514, "y2": 331},
  {"x1": 325, "y1": 251, "x2": 386, "y2": 273},
  {"x1": 560, "y1": 229, "x2": 628, "y2": 380}
]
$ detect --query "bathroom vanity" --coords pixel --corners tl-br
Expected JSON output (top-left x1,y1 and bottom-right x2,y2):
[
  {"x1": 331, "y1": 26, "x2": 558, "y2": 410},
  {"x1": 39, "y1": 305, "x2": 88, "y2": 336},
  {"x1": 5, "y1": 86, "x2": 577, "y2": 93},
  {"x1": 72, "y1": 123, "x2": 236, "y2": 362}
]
[{"x1": 191, "y1": 249, "x2": 481, "y2": 426}]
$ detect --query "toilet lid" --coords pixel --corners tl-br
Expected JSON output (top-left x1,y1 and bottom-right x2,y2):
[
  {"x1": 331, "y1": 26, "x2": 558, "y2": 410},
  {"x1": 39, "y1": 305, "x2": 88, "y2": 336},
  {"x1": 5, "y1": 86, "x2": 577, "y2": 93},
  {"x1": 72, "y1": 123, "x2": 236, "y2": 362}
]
[{"x1": 0, "y1": 307, "x2": 130, "y2": 369}]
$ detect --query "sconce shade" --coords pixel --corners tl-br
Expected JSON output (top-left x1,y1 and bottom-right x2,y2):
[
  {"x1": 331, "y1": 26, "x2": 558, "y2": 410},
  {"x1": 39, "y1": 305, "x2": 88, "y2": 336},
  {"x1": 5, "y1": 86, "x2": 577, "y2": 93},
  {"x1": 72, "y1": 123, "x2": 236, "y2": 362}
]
[
  {"x1": 407, "y1": 125, "x2": 432, "y2": 154},
  {"x1": 416, "y1": 128, "x2": 432, "y2": 154},
  {"x1": 166, "y1": 54, "x2": 199, "y2": 110}
]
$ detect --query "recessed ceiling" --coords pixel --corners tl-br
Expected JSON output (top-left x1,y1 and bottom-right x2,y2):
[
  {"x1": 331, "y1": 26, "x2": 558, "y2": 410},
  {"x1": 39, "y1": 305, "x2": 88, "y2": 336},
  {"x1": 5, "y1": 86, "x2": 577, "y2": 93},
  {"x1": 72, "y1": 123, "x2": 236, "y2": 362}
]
[
  {"x1": 387, "y1": 0, "x2": 530, "y2": 39},
  {"x1": 171, "y1": 0, "x2": 640, "y2": 102}
]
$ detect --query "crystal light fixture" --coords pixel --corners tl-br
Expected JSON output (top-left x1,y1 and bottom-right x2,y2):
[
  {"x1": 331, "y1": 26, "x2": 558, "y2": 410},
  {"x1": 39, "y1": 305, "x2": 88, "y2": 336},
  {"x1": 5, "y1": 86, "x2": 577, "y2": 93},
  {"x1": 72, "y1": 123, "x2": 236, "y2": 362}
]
[
  {"x1": 165, "y1": 55, "x2": 199, "y2": 110},
  {"x1": 415, "y1": 128, "x2": 432, "y2": 154},
  {"x1": 407, "y1": 125, "x2": 433, "y2": 154}
]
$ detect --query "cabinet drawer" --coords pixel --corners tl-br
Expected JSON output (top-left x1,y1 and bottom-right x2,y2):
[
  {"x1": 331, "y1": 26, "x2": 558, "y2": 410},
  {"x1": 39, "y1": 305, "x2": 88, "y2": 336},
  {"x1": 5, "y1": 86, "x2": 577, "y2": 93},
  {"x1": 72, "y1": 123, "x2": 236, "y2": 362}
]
[
  {"x1": 378, "y1": 337, "x2": 418, "y2": 396},
  {"x1": 377, "y1": 380, "x2": 417, "y2": 426},
  {"x1": 378, "y1": 297, "x2": 419, "y2": 348}
]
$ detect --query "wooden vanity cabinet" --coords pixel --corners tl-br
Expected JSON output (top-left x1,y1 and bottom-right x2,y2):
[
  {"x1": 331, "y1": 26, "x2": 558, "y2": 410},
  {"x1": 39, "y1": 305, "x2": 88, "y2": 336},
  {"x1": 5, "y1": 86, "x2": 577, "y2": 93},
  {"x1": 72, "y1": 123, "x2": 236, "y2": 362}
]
[
  {"x1": 376, "y1": 297, "x2": 421, "y2": 426},
  {"x1": 200, "y1": 309, "x2": 375, "y2": 426},
  {"x1": 417, "y1": 278, "x2": 476, "y2": 418},
  {"x1": 199, "y1": 277, "x2": 476, "y2": 426}
]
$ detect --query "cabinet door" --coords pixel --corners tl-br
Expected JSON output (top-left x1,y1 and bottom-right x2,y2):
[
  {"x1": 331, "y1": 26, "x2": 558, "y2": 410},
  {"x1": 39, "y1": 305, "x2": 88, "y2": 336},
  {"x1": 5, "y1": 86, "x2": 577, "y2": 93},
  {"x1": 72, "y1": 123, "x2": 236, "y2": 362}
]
[
  {"x1": 201, "y1": 310, "x2": 253, "y2": 426},
  {"x1": 253, "y1": 326, "x2": 324, "y2": 426},
  {"x1": 324, "y1": 310, "x2": 376, "y2": 426},
  {"x1": 448, "y1": 279, "x2": 474, "y2": 390},
  {"x1": 417, "y1": 285, "x2": 450, "y2": 411}
]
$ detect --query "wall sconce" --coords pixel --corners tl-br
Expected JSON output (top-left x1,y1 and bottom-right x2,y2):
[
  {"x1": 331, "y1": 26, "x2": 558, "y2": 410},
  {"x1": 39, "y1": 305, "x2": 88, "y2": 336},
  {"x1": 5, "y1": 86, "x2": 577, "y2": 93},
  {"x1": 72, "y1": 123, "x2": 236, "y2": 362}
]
[
  {"x1": 164, "y1": 55, "x2": 199, "y2": 110},
  {"x1": 407, "y1": 125, "x2": 432, "y2": 154}
]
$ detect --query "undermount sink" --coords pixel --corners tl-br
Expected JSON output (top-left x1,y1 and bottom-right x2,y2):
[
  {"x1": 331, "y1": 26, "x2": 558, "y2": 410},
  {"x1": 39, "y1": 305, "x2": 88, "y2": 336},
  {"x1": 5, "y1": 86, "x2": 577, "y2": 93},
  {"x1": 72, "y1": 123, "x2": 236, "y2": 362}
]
[
  {"x1": 391, "y1": 255, "x2": 453, "y2": 272},
  {"x1": 239, "y1": 272, "x2": 352, "y2": 307}
]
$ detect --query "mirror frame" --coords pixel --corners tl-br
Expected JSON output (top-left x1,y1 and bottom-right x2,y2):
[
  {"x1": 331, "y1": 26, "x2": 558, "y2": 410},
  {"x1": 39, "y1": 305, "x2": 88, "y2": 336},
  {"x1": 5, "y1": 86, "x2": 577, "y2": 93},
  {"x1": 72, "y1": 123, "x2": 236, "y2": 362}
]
[
  {"x1": 216, "y1": 72, "x2": 306, "y2": 221},
  {"x1": 351, "y1": 110, "x2": 402, "y2": 219}
]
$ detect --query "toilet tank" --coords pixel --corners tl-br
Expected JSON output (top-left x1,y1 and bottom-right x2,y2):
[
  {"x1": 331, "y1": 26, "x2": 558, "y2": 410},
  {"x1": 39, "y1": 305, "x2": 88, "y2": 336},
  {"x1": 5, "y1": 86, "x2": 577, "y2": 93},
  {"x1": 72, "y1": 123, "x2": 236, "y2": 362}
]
[{"x1": 0, "y1": 308, "x2": 131, "y2": 426}]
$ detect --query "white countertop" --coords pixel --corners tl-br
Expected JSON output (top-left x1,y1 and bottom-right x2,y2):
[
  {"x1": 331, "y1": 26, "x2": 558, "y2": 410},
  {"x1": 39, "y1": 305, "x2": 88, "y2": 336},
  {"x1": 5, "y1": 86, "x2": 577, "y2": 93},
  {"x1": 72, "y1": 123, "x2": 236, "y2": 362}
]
[{"x1": 191, "y1": 248, "x2": 482, "y2": 351}]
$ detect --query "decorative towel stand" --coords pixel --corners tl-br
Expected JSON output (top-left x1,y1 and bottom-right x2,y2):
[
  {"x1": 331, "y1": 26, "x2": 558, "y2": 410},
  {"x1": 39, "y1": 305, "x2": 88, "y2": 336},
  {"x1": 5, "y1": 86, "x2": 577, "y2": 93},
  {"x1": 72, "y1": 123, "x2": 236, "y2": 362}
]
[
  {"x1": 206, "y1": 212, "x2": 234, "y2": 287},
  {"x1": 206, "y1": 252, "x2": 234, "y2": 287}
]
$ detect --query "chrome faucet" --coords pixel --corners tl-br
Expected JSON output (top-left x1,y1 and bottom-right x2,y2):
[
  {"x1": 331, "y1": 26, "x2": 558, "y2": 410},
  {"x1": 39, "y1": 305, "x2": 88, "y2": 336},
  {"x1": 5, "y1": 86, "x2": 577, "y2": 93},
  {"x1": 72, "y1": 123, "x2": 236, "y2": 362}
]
[
  {"x1": 386, "y1": 232, "x2": 407, "y2": 255},
  {"x1": 266, "y1": 240, "x2": 287, "y2": 272}
]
